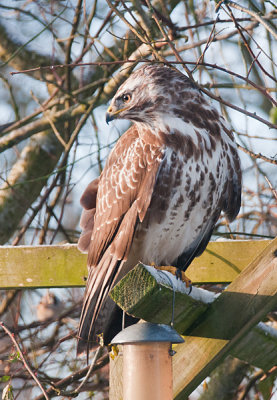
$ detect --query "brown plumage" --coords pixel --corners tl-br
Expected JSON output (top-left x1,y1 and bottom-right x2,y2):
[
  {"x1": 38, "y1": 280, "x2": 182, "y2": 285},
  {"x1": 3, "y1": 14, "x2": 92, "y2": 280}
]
[{"x1": 77, "y1": 65, "x2": 241, "y2": 355}]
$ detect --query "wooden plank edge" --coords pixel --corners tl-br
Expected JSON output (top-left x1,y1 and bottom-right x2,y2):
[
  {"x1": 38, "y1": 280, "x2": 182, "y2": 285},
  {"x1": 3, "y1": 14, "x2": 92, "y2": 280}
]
[
  {"x1": 0, "y1": 239, "x2": 271, "y2": 288},
  {"x1": 173, "y1": 236, "x2": 277, "y2": 399}
]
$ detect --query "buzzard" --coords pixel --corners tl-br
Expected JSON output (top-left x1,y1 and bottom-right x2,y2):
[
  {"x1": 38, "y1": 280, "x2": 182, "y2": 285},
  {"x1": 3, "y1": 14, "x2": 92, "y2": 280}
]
[{"x1": 77, "y1": 64, "x2": 241, "y2": 354}]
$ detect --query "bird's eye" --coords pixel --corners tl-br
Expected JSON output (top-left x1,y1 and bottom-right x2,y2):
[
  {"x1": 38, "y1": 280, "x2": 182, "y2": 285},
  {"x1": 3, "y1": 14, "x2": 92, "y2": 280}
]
[{"x1": 122, "y1": 93, "x2": 131, "y2": 103}]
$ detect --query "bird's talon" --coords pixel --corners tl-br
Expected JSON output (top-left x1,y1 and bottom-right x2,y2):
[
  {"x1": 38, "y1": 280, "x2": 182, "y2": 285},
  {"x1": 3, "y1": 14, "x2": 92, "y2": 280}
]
[
  {"x1": 110, "y1": 344, "x2": 119, "y2": 360},
  {"x1": 153, "y1": 265, "x2": 192, "y2": 288},
  {"x1": 176, "y1": 269, "x2": 192, "y2": 288},
  {"x1": 175, "y1": 269, "x2": 182, "y2": 280}
]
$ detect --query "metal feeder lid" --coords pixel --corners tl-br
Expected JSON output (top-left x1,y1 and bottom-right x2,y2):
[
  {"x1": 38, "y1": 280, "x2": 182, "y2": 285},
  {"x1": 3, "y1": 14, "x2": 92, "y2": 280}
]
[{"x1": 111, "y1": 322, "x2": 184, "y2": 344}]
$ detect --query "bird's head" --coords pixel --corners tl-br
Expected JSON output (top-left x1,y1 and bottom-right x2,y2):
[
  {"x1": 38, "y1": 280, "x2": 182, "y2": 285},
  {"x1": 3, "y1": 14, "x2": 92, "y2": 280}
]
[
  {"x1": 106, "y1": 64, "x2": 193, "y2": 125},
  {"x1": 106, "y1": 90, "x2": 135, "y2": 124}
]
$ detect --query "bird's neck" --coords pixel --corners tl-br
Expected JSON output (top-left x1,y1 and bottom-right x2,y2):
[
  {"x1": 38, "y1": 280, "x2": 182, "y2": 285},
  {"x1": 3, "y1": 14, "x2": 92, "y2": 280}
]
[
  {"x1": 135, "y1": 116, "x2": 186, "y2": 147},
  {"x1": 135, "y1": 121, "x2": 163, "y2": 146}
]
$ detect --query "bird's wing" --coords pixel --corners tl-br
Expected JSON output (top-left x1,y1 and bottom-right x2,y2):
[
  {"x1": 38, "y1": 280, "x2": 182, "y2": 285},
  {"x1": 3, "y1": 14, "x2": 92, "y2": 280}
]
[
  {"x1": 221, "y1": 128, "x2": 242, "y2": 222},
  {"x1": 77, "y1": 125, "x2": 163, "y2": 354}
]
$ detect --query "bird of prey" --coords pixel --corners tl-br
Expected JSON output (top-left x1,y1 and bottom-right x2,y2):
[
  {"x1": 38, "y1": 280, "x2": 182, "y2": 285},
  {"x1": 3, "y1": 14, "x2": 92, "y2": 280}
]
[{"x1": 77, "y1": 64, "x2": 241, "y2": 355}]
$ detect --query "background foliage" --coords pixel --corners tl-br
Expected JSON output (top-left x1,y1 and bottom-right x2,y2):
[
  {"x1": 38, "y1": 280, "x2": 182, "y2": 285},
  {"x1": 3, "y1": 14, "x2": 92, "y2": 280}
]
[{"x1": 0, "y1": 0, "x2": 276, "y2": 399}]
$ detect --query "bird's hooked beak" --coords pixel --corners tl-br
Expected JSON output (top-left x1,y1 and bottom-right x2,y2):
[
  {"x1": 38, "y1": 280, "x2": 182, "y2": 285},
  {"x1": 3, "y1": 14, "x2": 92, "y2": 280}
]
[
  {"x1": 106, "y1": 106, "x2": 115, "y2": 124},
  {"x1": 105, "y1": 105, "x2": 129, "y2": 124}
]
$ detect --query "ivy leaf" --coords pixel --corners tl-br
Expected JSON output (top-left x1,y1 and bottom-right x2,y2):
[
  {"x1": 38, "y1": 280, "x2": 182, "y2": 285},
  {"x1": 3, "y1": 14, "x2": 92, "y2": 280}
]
[
  {"x1": 0, "y1": 376, "x2": 10, "y2": 383},
  {"x1": 8, "y1": 351, "x2": 21, "y2": 363}
]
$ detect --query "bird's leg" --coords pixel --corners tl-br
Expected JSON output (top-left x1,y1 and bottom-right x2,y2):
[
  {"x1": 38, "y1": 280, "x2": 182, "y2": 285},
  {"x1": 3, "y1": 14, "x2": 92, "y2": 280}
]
[
  {"x1": 175, "y1": 268, "x2": 191, "y2": 287},
  {"x1": 151, "y1": 264, "x2": 192, "y2": 288}
]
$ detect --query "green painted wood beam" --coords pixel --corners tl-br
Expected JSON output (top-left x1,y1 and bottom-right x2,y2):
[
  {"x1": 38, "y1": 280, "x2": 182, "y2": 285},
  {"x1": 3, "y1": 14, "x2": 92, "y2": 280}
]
[
  {"x1": 110, "y1": 263, "x2": 215, "y2": 335},
  {"x1": 0, "y1": 244, "x2": 87, "y2": 288},
  {"x1": 232, "y1": 322, "x2": 277, "y2": 371},
  {"x1": 174, "y1": 236, "x2": 277, "y2": 399},
  {"x1": 0, "y1": 240, "x2": 271, "y2": 288},
  {"x1": 187, "y1": 239, "x2": 270, "y2": 283}
]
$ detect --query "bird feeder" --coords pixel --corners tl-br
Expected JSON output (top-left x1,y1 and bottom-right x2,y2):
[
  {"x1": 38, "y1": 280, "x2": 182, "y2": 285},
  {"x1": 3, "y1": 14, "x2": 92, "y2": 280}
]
[{"x1": 111, "y1": 322, "x2": 184, "y2": 400}]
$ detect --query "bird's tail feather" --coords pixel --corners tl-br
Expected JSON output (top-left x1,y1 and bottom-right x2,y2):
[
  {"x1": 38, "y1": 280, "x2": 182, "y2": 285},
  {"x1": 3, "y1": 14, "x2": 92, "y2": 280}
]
[
  {"x1": 77, "y1": 251, "x2": 123, "y2": 356},
  {"x1": 77, "y1": 204, "x2": 139, "y2": 356}
]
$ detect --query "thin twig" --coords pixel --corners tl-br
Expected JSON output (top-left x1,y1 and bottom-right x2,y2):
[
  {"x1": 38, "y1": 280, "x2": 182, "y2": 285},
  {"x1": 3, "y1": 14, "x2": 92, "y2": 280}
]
[
  {"x1": 193, "y1": 15, "x2": 219, "y2": 71},
  {"x1": 229, "y1": 1, "x2": 277, "y2": 41},
  {"x1": 237, "y1": 144, "x2": 277, "y2": 165},
  {"x1": 0, "y1": 321, "x2": 50, "y2": 400},
  {"x1": 34, "y1": 355, "x2": 109, "y2": 400},
  {"x1": 264, "y1": 176, "x2": 277, "y2": 201},
  {"x1": 226, "y1": 4, "x2": 277, "y2": 84},
  {"x1": 73, "y1": 346, "x2": 104, "y2": 394},
  {"x1": 9, "y1": 58, "x2": 277, "y2": 105},
  {"x1": 12, "y1": 90, "x2": 101, "y2": 245}
]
